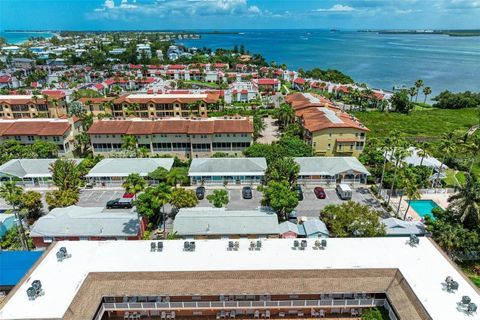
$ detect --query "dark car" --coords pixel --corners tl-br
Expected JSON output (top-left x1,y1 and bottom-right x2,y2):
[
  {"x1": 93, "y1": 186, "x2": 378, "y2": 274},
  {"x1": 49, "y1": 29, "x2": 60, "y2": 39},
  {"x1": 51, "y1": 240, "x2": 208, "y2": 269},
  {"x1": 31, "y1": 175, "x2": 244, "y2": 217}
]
[
  {"x1": 314, "y1": 187, "x2": 326, "y2": 199},
  {"x1": 293, "y1": 185, "x2": 304, "y2": 201},
  {"x1": 196, "y1": 186, "x2": 205, "y2": 200},
  {"x1": 106, "y1": 198, "x2": 133, "y2": 209},
  {"x1": 242, "y1": 186, "x2": 253, "y2": 199}
]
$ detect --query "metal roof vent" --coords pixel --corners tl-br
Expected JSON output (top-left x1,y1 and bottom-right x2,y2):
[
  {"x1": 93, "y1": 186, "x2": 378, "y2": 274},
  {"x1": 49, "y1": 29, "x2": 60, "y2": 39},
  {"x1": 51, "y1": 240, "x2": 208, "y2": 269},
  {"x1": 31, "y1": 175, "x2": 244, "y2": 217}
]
[
  {"x1": 56, "y1": 247, "x2": 71, "y2": 262},
  {"x1": 26, "y1": 280, "x2": 44, "y2": 300}
]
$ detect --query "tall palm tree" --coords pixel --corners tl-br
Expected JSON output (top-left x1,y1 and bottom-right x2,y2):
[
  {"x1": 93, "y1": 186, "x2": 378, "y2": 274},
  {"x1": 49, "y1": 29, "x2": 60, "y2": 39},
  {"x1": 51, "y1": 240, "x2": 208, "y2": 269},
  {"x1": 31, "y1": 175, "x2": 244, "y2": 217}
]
[
  {"x1": 387, "y1": 143, "x2": 411, "y2": 206},
  {"x1": 423, "y1": 87, "x2": 432, "y2": 104},
  {"x1": 379, "y1": 131, "x2": 401, "y2": 189},
  {"x1": 404, "y1": 182, "x2": 421, "y2": 220},
  {"x1": 435, "y1": 134, "x2": 456, "y2": 188},
  {"x1": 416, "y1": 142, "x2": 431, "y2": 166},
  {"x1": 414, "y1": 80, "x2": 424, "y2": 102},
  {"x1": 448, "y1": 175, "x2": 480, "y2": 226},
  {"x1": 123, "y1": 173, "x2": 147, "y2": 199},
  {"x1": 408, "y1": 87, "x2": 418, "y2": 102},
  {"x1": 466, "y1": 135, "x2": 480, "y2": 174},
  {"x1": 0, "y1": 181, "x2": 28, "y2": 250},
  {"x1": 166, "y1": 167, "x2": 188, "y2": 188}
]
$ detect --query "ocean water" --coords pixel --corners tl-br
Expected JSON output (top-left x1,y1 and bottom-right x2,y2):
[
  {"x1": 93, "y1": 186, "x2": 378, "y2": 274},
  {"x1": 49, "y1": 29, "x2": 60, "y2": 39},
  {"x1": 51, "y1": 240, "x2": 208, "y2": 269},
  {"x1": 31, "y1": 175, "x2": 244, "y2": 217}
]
[
  {"x1": 179, "y1": 29, "x2": 480, "y2": 96},
  {"x1": 0, "y1": 32, "x2": 53, "y2": 44}
]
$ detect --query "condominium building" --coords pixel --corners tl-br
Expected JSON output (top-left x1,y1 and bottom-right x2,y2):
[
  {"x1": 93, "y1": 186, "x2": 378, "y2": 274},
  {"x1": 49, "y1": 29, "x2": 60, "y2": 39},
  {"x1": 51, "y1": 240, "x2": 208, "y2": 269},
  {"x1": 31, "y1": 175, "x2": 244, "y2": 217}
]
[
  {"x1": 87, "y1": 117, "x2": 253, "y2": 158},
  {"x1": 0, "y1": 118, "x2": 82, "y2": 155},
  {"x1": 0, "y1": 92, "x2": 67, "y2": 119},
  {"x1": 110, "y1": 93, "x2": 221, "y2": 118},
  {"x1": 1, "y1": 238, "x2": 478, "y2": 320},
  {"x1": 286, "y1": 93, "x2": 368, "y2": 157}
]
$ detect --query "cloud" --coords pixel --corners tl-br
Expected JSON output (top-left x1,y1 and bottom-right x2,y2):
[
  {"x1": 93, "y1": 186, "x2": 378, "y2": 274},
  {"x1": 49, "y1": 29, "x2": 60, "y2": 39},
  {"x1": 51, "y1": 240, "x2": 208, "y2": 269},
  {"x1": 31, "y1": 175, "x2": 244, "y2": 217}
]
[
  {"x1": 91, "y1": 0, "x2": 262, "y2": 20},
  {"x1": 315, "y1": 4, "x2": 356, "y2": 12}
]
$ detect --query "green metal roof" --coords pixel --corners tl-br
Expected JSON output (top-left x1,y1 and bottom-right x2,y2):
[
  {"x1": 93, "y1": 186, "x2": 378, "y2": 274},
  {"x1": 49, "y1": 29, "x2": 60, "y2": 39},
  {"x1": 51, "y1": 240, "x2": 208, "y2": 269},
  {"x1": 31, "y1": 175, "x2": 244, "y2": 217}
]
[
  {"x1": 188, "y1": 158, "x2": 267, "y2": 177},
  {"x1": 294, "y1": 157, "x2": 370, "y2": 176},
  {"x1": 173, "y1": 207, "x2": 279, "y2": 236},
  {"x1": 86, "y1": 158, "x2": 174, "y2": 177},
  {"x1": 0, "y1": 159, "x2": 83, "y2": 179}
]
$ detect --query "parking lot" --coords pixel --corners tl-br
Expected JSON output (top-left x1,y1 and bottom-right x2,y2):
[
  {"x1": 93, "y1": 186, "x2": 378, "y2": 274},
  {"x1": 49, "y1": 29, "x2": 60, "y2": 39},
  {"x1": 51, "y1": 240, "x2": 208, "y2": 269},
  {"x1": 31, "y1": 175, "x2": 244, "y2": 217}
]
[
  {"x1": 296, "y1": 186, "x2": 382, "y2": 218},
  {"x1": 197, "y1": 188, "x2": 263, "y2": 210},
  {"x1": 77, "y1": 190, "x2": 125, "y2": 207}
]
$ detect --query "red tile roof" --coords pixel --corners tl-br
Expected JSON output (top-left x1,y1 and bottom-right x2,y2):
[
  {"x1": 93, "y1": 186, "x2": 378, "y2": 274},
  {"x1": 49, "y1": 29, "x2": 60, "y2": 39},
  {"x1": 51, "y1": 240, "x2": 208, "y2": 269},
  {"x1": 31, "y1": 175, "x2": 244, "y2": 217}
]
[
  {"x1": 0, "y1": 76, "x2": 11, "y2": 83},
  {"x1": 257, "y1": 79, "x2": 278, "y2": 85},
  {"x1": 0, "y1": 119, "x2": 72, "y2": 136},
  {"x1": 293, "y1": 78, "x2": 306, "y2": 85},
  {"x1": 88, "y1": 118, "x2": 253, "y2": 135}
]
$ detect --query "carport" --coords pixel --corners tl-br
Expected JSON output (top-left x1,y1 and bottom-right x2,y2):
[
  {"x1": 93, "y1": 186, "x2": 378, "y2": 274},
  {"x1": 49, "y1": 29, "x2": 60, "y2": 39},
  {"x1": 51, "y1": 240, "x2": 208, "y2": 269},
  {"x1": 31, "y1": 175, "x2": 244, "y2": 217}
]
[
  {"x1": 294, "y1": 157, "x2": 369, "y2": 185},
  {"x1": 85, "y1": 158, "x2": 174, "y2": 187}
]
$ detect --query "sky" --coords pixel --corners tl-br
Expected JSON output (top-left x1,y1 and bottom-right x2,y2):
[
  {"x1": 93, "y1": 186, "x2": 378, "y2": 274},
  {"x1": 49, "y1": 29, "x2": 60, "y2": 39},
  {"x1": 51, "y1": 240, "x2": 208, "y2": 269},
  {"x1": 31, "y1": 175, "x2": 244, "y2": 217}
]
[{"x1": 1, "y1": 0, "x2": 480, "y2": 31}]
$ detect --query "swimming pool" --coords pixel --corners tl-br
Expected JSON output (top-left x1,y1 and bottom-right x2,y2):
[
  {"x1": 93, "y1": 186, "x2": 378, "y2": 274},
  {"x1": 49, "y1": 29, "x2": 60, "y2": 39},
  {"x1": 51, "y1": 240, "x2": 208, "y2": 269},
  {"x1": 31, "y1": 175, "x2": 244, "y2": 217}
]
[
  {"x1": 408, "y1": 200, "x2": 441, "y2": 220},
  {"x1": 0, "y1": 215, "x2": 16, "y2": 238}
]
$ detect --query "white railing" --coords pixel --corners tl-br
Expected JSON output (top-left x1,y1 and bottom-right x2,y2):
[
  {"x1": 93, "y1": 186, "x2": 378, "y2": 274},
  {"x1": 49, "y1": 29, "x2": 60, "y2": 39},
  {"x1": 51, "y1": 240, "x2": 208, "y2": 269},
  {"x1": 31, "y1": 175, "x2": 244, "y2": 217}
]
[{"x1": 100, "y1": 298, "x2": 385, "y2": 312}]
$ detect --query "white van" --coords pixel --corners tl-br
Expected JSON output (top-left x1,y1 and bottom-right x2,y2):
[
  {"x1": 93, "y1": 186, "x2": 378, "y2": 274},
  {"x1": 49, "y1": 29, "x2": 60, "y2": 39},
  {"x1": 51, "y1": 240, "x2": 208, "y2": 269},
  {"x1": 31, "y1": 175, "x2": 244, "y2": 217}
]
[{"x1": 336, "y1": 184, "x2": 352, "y2": 200}]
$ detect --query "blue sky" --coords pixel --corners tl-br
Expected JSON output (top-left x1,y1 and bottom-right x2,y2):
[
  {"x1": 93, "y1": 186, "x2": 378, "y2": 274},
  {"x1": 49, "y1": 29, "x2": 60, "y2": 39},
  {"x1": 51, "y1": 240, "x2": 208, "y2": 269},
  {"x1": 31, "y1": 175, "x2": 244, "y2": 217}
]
[{"x1": 1, "y1": 0, "x2": 480, "y2": 30}]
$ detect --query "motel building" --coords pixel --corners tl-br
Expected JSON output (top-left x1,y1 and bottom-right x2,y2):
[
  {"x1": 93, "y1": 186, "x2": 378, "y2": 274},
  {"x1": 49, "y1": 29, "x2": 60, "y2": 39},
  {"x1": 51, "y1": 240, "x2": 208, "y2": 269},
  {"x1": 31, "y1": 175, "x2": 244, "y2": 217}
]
[{"x1": 0, "y1": 238, "x2": 479, "y2": 320}]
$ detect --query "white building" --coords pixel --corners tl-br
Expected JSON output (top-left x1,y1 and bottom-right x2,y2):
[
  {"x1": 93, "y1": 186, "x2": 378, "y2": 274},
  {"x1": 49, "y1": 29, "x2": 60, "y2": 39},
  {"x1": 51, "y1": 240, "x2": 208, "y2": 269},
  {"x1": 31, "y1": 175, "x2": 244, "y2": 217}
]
[{"x1": 0, "y1": 238, "x2": 478, "y2": 320}]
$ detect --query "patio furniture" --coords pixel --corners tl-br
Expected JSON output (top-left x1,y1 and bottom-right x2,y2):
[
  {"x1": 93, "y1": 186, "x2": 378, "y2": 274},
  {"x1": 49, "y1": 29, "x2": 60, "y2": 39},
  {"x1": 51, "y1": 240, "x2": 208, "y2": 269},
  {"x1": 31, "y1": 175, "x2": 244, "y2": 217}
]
[
  {"x1": 216, "y1": 313, "x2": 221, "y2": 320},
  {"x1": 351, "y1": 309, "x2": 359, "y2": 316},
  {"x1": 311, "y1": 308, "x2": 318, "y2": 317},
  {"x1": 319, "y1": 309, "x2": 325, "y2": 318},
  {"x1": 171, "y1": 311, "x2": 175, "y2": 319},
  {"x1": 160, "y1": 311, "x2": 166, "y2": 320},
  {"x1": 220, "y1": 310, "x2": 226, "y2": 319},
  {"x1": 298, "y1": 311, "x2": 304, "y2": 316},
  {"x1": 254, "y1": 310, "x2": 260, "y2": 318},
  {"x1": 230, "y1": 310, "x2": 236, "y2": 318},
  {"x1": 265, "y1": 310, "x2": 270, "y2": 319},
  {"x1": 279, "y1": 312, "x2": 285, "y2": 317},
  {"x1": 124, "y1": 312, "x2": 130, "y2": 319}
]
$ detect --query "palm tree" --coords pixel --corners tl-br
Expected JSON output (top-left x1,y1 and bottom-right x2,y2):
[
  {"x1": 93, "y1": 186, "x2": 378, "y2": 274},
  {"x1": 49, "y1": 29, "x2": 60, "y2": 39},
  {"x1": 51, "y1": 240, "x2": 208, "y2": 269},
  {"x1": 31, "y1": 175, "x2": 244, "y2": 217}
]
[
  {"x1": 123, "y1": 173, "x2": 147, "y2": 198},
  {"x1": 49, "y1": 159, "x2": 82, "y2": 192},
  {"x1": 379, "y1": 131, "x2": 401, "y2": 189},
  {"x1": 387, "y1": 143, "x2": 411, "y2": 206},
  {"x1": 0, "y1": 181, "x2": 28, "y2": 250},
  {"x1": 404, "y1": 182, "x2": 421, "y2": 220},
  {"x1": 423, "y1": 86, "x2": 432, "y2": 104},
  {"x1": 276, "y1": 103, "x2": 295, "y2": 128},
  {"x1": 435, "y1": 134, "x2": 456, "y2": 188},
  {"x1": 121, "y1": 135, "x2": 137, "y2": 151},
  {"x1": 166, "y1": 167, "x2": 188, "y2": 188},
  {"x1": 408, "y1": 87, "x2": 418, "y2": 102},
  {"x1": 466, "y1": 135, "x2": 480, "y2": 174},
  {"x1": 416, "y1": 142, "x2": 431, "y2": 166},
  {"x1": 414, "y1": 80, "x2": 424, "y2": 102},
  {"x1": 137, "y1": 146, "x2": 150, "y2": 158},
  {"x1": 448, "y1": 175, "x2": 480, "y2": 226}
]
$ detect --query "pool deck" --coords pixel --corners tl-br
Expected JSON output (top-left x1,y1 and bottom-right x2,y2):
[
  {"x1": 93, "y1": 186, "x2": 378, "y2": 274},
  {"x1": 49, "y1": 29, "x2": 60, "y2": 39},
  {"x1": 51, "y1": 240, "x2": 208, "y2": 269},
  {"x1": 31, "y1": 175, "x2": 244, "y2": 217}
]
[{"x1": 393, "y1": 190, "x2": 450, "y2": 222}]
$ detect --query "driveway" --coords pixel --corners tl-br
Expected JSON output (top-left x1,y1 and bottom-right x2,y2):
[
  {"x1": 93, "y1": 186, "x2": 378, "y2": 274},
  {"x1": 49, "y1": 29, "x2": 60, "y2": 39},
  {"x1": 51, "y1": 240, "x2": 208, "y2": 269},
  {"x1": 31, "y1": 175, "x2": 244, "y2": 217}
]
[{"x1": 196, "y1": 188, "x2": 262, "y2": 210}]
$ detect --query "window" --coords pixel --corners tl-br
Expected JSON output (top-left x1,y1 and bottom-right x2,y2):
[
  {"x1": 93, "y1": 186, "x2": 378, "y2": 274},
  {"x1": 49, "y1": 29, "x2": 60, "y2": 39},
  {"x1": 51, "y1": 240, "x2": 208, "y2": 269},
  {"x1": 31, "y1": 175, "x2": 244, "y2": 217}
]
[
  {"x1": 43, "y1": 237, "x2": 53, "y2": 243},
  {"x1": 27, "y1": 135, "x2": 35, "y2": 141},
  {"x1": 153, "y1": 142, "x2": 172, "y2": 151},
  {"x1": 15, "y1": 136, "x2": 21, "y2": 141},
  {"x1": 356, "y1": 141, "x2": 364, "y2": 150},
  {"x1": 360, "y1": 132, "x2": 366, "y2": 139},
  {"x1": 172, "y1": 142, "x2": 190, "y2": 151},
  {"x1": 53, "y1": 136, "x2": 60, "y2": 142},
  {"x1": 200, "y1": 135, "x2": 207, "y2": 138},
  {"x1": 79, "y1": 236, "x2": 89, "y2": 241},
  {"x1": 192, "y1": 143, "x2": 211, "y2": 152}
]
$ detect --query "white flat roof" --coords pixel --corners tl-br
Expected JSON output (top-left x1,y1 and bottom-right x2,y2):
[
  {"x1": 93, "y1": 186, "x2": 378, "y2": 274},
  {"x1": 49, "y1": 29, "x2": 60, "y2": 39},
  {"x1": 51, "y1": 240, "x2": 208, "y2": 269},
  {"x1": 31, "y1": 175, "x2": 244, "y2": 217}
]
[{"x1": 0, "y1": 238, "x2": 478, "y2": 320}]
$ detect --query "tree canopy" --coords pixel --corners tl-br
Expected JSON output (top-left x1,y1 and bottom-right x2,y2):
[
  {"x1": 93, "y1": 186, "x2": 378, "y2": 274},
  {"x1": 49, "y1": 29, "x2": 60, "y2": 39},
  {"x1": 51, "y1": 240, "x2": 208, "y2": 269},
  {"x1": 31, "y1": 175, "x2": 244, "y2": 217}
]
[
  {"x1": 432, "y1": 90, "x2": 480, "y2": 109},
  {"x1": 261, "y1": 180, "x2": 298, "y2": 221},
  {"x1": 207, "y1": 189, "x2": 229, "y2": 208},
  {"x1": 321, "y1": 201, "x2": 386, "y2": 237}
]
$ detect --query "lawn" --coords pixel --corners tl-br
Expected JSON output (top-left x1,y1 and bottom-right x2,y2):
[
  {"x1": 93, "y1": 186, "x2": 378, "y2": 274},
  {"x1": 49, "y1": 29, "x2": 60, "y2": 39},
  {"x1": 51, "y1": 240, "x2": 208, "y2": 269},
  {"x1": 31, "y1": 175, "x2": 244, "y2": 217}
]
[
  {"x1": 184, "y1": 80, "x2": 220, "y2": 89},
  {"x1": 444, "y1": 169, "x2": 466, "y2": 187},
  {"x1": 459, "y1": 262, "x2": 480, "y2": 288},
  {"x1": 353, "y1": 108, "x2": 478, "y2": 139}
]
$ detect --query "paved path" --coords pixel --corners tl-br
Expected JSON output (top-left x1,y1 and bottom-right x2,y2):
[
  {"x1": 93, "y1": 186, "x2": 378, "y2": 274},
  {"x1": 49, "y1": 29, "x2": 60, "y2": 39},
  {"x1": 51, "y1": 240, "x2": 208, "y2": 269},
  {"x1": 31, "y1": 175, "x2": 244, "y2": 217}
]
[{"x1": 256, "y1": 116, "x2": 280, "y2": 144}]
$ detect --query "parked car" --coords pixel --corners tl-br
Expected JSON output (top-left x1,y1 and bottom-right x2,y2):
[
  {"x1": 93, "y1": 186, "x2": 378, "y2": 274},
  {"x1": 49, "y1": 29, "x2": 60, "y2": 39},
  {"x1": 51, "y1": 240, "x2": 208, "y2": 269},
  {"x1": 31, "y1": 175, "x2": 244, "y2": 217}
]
[
  {"x1": 242, "y1": 186, "x2": 253, "y2": 199},
  {"x1": 106, "y1": 198, "x2": 133, "y2": 209},
  {"x1": 196, "y1": 186, "x2": 205, "y2": 200},
  {"x1": 293, "y1": 185, "x2": 304, "y2": 201},
  {"x1": 288, "y1": 210, "x2": 298, "y2": 223},
  {"x1": 122, "y1": 193, "x2": 135, "y2": 198},
  {"x1": 314, "y1": 187, "x2": 326, "y2": 199},
  {"x1": 336, "y1": 184, "x2": 352, "y2": 200}
]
